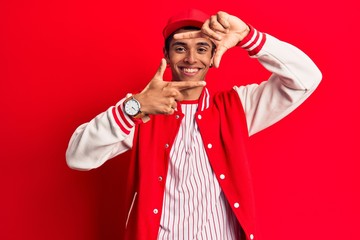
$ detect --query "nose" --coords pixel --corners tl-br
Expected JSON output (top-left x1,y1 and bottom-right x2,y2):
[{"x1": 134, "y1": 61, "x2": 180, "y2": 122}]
[{"x1": 184, "y1": 50, "x2": 197, "y2": 64}]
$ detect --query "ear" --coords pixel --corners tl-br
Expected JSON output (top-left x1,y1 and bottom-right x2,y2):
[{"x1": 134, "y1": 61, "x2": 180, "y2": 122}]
[{"x1": 210, "y1": 56, "x2": 214, "y2": 68}]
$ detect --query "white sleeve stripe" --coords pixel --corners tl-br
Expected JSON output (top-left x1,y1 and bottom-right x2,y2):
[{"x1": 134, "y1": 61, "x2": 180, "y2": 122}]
[
  {"x1": 248, "y1": 32, "x2": 263, "y2": 51},
  {"x1": 240, "y1": 28, "x2": 258, "y2": 49},
  {"x1": 113, "y1": 99, "x2": 134, "y2": 133}
]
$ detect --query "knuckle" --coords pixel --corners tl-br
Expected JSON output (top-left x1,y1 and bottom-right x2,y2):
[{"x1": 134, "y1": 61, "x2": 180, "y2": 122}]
[
  {"x1": 217, "y1": 11, "x2": 226, "y2": 17},
  {"x1": 165, "y1": 99, "x2": 172, "y2": 105},
  {"x1": 203, "y1": 19, "x2": 210, "y2": 28},
  {"x1": 165, "y1": 82, "x2": 173, "y2": 90},
  {"x1": 210, "y1": 21, "x2": 217, "y2": 28},
  {"x1": 175, "y1": 94, "x2": 184, "y2": 101},
  {"x1": 163, "y1": 107, "x2": 173, "y2": 115},
  {"x1": 210, "y1": 32, "x2": 218, "y2": 38},
  {"x1": 160, "y1": 106, "x2": 169, "y2": 114},
  {"x1": 169, "y1": 89, "x2": 178, "y2": 96}
]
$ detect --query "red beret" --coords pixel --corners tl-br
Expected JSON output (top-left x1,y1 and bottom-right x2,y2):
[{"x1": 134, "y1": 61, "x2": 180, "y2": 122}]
[{"x1": 162, "y1": 9, "x2": 209, "y2": 39}]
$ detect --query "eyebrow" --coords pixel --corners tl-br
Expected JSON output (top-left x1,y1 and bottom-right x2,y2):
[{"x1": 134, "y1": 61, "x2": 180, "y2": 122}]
[{"x1": 171, "y1": 41, "x2": 211, "y2": 48}]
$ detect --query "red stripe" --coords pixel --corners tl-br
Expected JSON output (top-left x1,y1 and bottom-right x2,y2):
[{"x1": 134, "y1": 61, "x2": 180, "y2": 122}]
[
  {"x1": 244, "y1": 30, "x2": 260, "y2": 51},
  {"x1": 112, "y1": 107, "x2": 130, "y2": 134},
  {"x1": 242, "y1": 31, "x2": 258, "y2": 51},
  {"x1": 237, "y1": 25, "x2": 255, "y2": 48},
  {"x1": 117, "y1": 105, "x2": 133, "y2": 128},
  {"x1": 248, "y1": 32, "x2": 266, "y2": 56},
  {"x1": 238, "y1": 25, "x2": 266, "y2": 56}
]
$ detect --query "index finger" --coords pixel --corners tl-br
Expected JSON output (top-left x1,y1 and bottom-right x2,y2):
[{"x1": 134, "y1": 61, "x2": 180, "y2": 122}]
[
  {"x1": 169, "y1": 80, "x2": 206, "y2": 91},
  {"x1": 173, "y1": 30, "x2": 203, "y2": 40}
]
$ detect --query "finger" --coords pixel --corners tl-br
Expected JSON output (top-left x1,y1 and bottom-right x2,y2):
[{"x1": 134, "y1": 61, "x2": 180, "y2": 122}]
[
  {"x1": 163, "y1": 98, "x2": 178, "y2": 111},
  {"x1": 163, "y1": 87, "x2": 183, "y2": 99},
  {"x1": 213, "y1": 45, "x2": 229, "y2": 68},
  {"x1": 163, "y1": 86, "x2": 185, "y2": 101},
  {"x1": 216, "y1": 11, "x2": 230, "y2": 30},
  {"x1": 171, "y1": 100, "x2": 178, "y2": 111},
  {"x1": 169, "y1": 80, "x2": 206, "y2": 91},
  {"x1": 208, "y1": 15, "x2": 227, "y2": 34},
  {"x1": 174, "y1": 93, "x2": 184, "y2": 102},
  {"x1": 154, "y1": 58, "x2": 167, "y2": 79},
  {"x1": 166, "y1": 108, "x2": 175, "y2": 115},
  {"x1": 163, "y1": 106, "x2": 175, "y2": 115},
  {"x1": 201, "y1": 19, "x2": 222, "y2": 41},
  {"x1": 173, "y1": 30, "x2": 202, "y2": 40}
]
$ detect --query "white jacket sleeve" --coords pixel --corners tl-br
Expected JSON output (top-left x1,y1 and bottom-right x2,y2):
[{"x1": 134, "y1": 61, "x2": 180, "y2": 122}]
[
  {"x1": 66, "y1": 98, "x2": 135, "y2": 170},
  {"x1": 234, "y1": 27, "x2": 322, "y2": 136}
]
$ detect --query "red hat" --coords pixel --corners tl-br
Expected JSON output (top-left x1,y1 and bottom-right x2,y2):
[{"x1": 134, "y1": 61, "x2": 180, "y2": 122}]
[{"x1": 162, "y1": 9, "x2": 209, "y2": 39}]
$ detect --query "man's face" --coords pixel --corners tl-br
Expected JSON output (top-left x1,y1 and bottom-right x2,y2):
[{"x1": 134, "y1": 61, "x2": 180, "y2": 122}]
[{"x1": 165, "y1": 29, "x2": 214, "y2": 82}]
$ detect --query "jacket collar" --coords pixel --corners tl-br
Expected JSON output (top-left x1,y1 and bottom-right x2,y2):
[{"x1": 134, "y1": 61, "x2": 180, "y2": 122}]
[
  {"x1": 177, "y1": 87, "x2": 211, "y2": 113},
  {"x1": 198, "y1": 87, "x2": 210, "y2": 111}
]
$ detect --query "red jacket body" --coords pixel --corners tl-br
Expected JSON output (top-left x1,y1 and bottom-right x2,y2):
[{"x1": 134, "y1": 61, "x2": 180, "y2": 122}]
[{"x1": 124, "y1": 89, "x2": 256, "y2": 240}]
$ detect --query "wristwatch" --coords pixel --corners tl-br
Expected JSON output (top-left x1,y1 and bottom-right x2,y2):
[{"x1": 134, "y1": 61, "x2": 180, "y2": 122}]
[
  {"x1": 123, "y1": 94, "x2": 150, "y2": 123},
  {"x1": 124, "y1": 96, "x2": 142, "y2": 118}
]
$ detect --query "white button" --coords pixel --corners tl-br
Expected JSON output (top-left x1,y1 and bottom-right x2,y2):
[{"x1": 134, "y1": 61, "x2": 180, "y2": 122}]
[
  {"x1": 220, "y1": 174, "x2": 225, "y2": 180},
  {"x1": 234, "y1": 202, "x2": 240, "y2": 208},
  {"x1": 197, "y1": 114, "x2": 202, "y2": 119},
  {"x1": 153, "y1": 209, "x2": 158, "y2": 214},
  {"x1": 250, "y1": 234, "x2": 254, "y2": 239},
  {"x1": 165, "y1": 144, "x2": 169, "y2": 148},
  {"x1": 158, "y1": 176, "x2": 163, "y2": 181},
  {"x1": 175, "y1": 115, "x2": 180, "y2": 119},
  {"x1": 207, "y1": 143, "x2": 212, "y2": 149}
]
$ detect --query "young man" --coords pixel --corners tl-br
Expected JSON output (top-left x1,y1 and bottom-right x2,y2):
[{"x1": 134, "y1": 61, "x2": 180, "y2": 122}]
[{"x1": 66, "y1": 9, "x2": 322, "y2": 240}]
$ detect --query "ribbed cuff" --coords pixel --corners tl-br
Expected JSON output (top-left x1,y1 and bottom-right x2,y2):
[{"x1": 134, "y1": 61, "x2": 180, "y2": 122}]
[
  {"x1": 112, "y1": 98, "x2": 135, "y2": 135},
  {"x1": 237, "y1": 25, "x2": 266, "y2": 56}
]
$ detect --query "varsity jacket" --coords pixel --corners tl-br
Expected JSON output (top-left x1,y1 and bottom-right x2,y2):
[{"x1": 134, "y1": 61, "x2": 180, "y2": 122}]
[{"x1": 66, "y1": 27, "x2": 322, "y2": 240}]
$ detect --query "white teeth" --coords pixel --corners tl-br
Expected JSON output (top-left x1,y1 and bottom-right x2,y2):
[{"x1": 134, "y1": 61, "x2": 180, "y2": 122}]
[{"x1": 183, "y1": 68, "x2": 198, "y2": 73}]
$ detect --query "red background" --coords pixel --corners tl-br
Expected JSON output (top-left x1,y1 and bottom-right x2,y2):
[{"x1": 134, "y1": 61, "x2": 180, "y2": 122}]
[{"x1": 1, "y1": 0, "x2": 359, "y2": 239}]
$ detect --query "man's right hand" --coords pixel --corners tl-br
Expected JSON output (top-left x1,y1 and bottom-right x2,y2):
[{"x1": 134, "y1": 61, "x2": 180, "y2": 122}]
[{"x1": 134, "y1": 59, "x2": 206, "y2": 115}]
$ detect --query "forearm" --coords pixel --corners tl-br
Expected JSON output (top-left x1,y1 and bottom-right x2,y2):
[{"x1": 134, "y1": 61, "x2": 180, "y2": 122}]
[
  {"x1": 236, "y1": 27, "x2": 322, "y2": 135},
  {"x1": 66, "y1": 98, "x2": 135, "y2": 170}
]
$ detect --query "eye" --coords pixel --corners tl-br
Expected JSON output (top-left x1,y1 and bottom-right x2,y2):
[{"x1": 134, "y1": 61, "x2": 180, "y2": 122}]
[
  {"x1": 197, "y1": 47, "x2": 208, "y2": 54},
  {"x1": 175, "y1": 46, "x2": 186, "y2": 52}
]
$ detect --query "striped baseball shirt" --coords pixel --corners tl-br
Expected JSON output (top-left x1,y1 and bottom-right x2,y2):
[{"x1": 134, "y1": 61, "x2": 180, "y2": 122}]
[{"x1": 158, "y1": 90, "x2": 242, "y2": 239}]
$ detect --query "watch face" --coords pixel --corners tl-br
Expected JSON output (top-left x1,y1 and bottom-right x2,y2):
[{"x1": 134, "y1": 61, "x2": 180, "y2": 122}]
[{"x1": 125, "y1": 99, "x2": 140, "y2": 116}]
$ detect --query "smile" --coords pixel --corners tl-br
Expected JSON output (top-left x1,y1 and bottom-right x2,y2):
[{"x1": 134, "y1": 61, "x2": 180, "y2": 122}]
[{"x1": 181, "y1": 67, "x2": 200, "y2": 74}]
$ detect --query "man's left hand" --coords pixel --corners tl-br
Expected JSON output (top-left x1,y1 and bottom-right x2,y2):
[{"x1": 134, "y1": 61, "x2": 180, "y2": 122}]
[{"x1": 173, "y1": 11, "x2": 250, "y2": 68}]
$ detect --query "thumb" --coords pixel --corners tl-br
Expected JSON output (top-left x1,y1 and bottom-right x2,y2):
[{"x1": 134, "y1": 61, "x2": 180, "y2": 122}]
[
  {"x1": 213, "y1": 45, "x2": 228, "y2": 68},
  {"x1": 153, "y1": 58, "x2": 167, "y2": 80}
]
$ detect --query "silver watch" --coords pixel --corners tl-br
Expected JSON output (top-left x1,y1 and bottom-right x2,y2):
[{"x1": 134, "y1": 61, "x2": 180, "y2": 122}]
[{"x1": 124, "y1": 97, "x2": 141, "y2": 117}]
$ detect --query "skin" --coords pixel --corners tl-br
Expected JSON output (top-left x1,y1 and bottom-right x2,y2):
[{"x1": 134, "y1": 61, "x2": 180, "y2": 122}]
[
  {"x1": 134, "y1": 11, "x2": 250, "y2": 116},
  {"x1": 164, "y1": 28, "x2": 214, "y2": 100}
]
